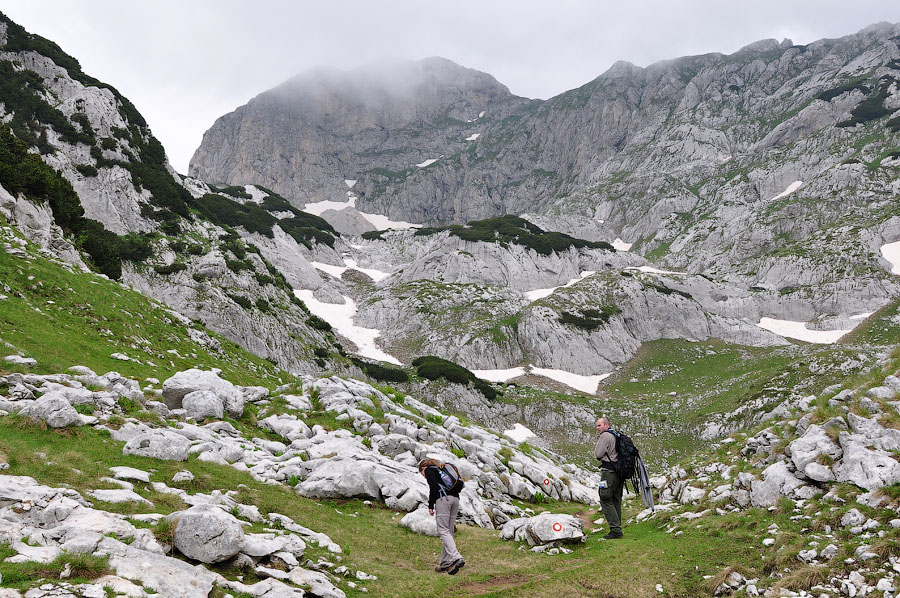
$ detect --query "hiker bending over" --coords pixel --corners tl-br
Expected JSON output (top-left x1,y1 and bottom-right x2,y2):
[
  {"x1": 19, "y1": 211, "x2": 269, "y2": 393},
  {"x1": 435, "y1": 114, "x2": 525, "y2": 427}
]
[
  {"x1": 419, "y1": 458, "x2": 465, "y2": 574},
  {"x1": 594, "y1": 416, "x2": 624, "y2": 539}
]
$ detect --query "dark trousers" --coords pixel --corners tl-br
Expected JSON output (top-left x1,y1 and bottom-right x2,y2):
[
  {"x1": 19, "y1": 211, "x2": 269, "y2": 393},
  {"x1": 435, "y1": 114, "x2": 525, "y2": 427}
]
[{"x1": 599, "y1": 468, "x2": 624, "y2": 534}]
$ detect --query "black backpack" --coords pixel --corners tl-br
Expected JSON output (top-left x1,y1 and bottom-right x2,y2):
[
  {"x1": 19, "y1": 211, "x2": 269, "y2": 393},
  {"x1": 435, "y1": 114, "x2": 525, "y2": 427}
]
[
  {"x1": 434, "y1": 463, "x2": 464, "y2": 494},
  {"x1": 609, "y1": 430, "x2": 638, "y2": 479}
]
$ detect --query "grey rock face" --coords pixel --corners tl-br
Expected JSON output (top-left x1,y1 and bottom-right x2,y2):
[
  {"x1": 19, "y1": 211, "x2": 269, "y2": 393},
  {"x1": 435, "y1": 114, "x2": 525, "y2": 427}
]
[
  {"x1": 182, "y1": 390, "x2": 225, "y2": 420},
  {"x1": 191, "y1": 25, "x2": 900, "y2": 331},
  {"x1": 19, "y1": 393, "x2": 81, "y2": 428},
  {"x1": 190, "y1": 57, "x2": 521, "y2": 211},
  {"x1": 169, "y1": 504, "x2": 246, "y2": 563}
]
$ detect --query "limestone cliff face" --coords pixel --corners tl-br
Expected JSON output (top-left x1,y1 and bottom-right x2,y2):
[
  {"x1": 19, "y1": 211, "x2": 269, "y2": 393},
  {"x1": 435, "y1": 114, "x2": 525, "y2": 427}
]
[
  {"x1": 190, "y1": 24, "x2": 900, "y2": 300},
  {"x1": 189, "y1": 57, "x2": 526, "y2": 211}
]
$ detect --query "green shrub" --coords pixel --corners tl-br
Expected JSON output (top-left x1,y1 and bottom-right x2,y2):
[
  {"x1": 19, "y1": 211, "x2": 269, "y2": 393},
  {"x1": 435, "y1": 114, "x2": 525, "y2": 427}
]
[
  {"x1": 255, "y1": 298, "x2": 270, "y2": 313},
  {"x1": 210, "y1": 184, "x2": 252, "y2": 199},
  {"x1": 153, "y1": 262, "x2": 187, "y2": 275},
  {"x1": 414, "y1": 214, "x2": 614, "y2": 256},
  {"x1": 837, "y1": 79, "x2": 895, "y2": 127},
  {"x1": 100, "y1": 137, "x2": 117, "y2": 150},
  {"x1": 227, "y1": 293, "x2": 252, "y2": 310},
  {"x1": 361, "y1": 230, "x2": 388, "y2": 241},
  {"x1": 225, "y1": 258, "x2": 251, "y2": 273},
  {"x1": 314, "y1": 347, "x2": 329, "y2": 359},
  {"x1": 74, "y1": 163, "x2": 98, "y2": 177},
  {"x1": 816, "y1": 79, "x2": 870, "y2": 102},
  {"x1": 558, "y1": 305, "x2": 621, "y2": 330},
  {"x1": 194, "y1": 193, "x2": 277, "y2": 237},
  {"x1": 350, "y1": 357, "x2": 410, "y2": 383},
  {"x1": 222, "y1": 238, "x2": 247, "y2": 259},
  {"x1": 412, "y1": 355, "x2": 497, "y2": 400},
  {"x1": 307, "y1": 315, "x2": 332, "y2": 332}
]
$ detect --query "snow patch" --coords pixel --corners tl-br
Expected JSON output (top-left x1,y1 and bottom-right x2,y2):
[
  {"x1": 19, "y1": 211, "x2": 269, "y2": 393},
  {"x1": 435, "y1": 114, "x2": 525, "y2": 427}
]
[
  {"x1": 612, "y1": 238, "x2": 632, "y2": 251},
  {"x1": 757, "y1": 317, "x2": 852, "y2": 344},
  {"x1": 529, "y1": 366, "x2": 611, "y2": 394},
  {"x1": 303, "y1": 196, "x2": 355, "y2": 216},
  {"x1": 293, "y1": 290, "x2": 400, "y2": 364},
  {"x1": 416, "y1": 158, "x2": 439, "y2": 168},
  {"x1": 524, "y1": 271, "x2": 595, "y2": 302},
  {"x1": 472, "y1": 367, "x2": 527, "y2": 382},
  {"x1": 881, "y1": 241, "x2": 900, "y2": 274},
  {"x1": 302, "y1": 194, "x2": 420, "y2": 231},
  {"x1": 849, "y1": 312, "x2": 873, "y2": 321},
  {"x1": 768, "y1": 181, "x2": 803, "y2": 202},
  {"x1": 504, "y1": 423, "x2": 536, "y2": 443},
  {"x1": 465, "y1": 133, "x2": 481, "y2": 141},
  {"x1": 359, "y1": 212, "x2": 421, "y2": 231},
  {"x1": 345, "y1": 179, "x2": 357, "y2": 189},
  {"x1": 310, "y1": 262, "x2": 347, "y2": 278}
]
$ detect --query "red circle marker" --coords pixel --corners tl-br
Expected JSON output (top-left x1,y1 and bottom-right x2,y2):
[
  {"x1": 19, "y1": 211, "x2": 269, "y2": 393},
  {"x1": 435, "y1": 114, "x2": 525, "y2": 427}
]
[
  {"x1": 553, "y1": 522, "x2": 562, "y2": 532},
  {"x1": 543, "y1": 478, "x2": 550, "y2": 485}
]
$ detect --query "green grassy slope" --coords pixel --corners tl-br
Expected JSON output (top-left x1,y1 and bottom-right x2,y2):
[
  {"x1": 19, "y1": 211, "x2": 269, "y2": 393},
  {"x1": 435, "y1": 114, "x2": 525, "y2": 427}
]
[{"x1": 0, "y1": 214, "x2": 286, "y2": 387}]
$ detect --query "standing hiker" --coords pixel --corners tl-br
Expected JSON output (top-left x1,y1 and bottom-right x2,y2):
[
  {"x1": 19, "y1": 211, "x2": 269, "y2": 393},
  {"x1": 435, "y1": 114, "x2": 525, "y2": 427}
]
[
  {"x1": 594, "y1": 416, "x2": 625, "y2": 539},
  {"x1": 419, "y1": 458, "x2": 466, "y2": 574}
]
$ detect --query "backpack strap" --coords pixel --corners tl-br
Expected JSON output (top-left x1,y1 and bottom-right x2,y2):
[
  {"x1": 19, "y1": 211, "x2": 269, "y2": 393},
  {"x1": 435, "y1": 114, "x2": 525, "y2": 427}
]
[
  {"x1": 602, "y1": 429, "x2": 618, "y2": 463},
  {"x1": 431, "y1": 464, "x2": 449, "y2": 498}
]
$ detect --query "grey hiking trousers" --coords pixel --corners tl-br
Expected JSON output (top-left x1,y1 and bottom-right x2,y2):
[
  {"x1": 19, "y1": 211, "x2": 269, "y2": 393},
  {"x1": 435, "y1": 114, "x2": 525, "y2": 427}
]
[{"x1": 435, "y1": 494, "x2": 462, "y2": 568}]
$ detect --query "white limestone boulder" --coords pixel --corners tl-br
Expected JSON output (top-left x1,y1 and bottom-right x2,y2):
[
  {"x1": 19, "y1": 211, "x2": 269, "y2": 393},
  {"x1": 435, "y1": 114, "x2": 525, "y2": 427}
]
[
  {"x1": 169, "y1": 504, "x2": 245, "y2": 563},
  {"x1": 19, "y1": 392, "x2": 82, "y2": 428},
  {"x1": 750, "y1": 461, "x2": 806, "y2": 507},
  {"x1": 123, "y1": 430, "x2": 191, "y2": 461},
  {"x1": 399, "y1": 506, "x2": 439, "y2": 537},
  {"x1": 162, "y1": 369, "x2": 243, "y2": 416},
  {"x1": 95, "y1": 537, "x2": 220, "y2": 597},
  {"x1": 834, "y1": 432, "x2": 900, "y2": 491},
  {"x1": 500, "y1": 512, "x2": 584, "y2": 545},
  {"x1": 182, "y1": 390, "x2": 224, "y2": 421},
  {"x1": 524, "y1": 512, "x2": 585, "y2": 545},
  {"x1": 786, "y1": 424, "x2": 842, "y2": 480}
]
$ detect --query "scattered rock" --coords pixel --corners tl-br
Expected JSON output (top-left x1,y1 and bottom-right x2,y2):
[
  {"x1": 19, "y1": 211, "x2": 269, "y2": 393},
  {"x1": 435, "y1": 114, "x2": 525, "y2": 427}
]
[
  {"x1": 123, "y1": 430, "x2": 191, "y2": 461},
  {"x1": 3, "y1": 355, "x2": 36, "y2": 367},
  {"x1": 19, "y1": 392, "x2": 82, "y2": 428},
  {"x1": 169, "y1": 504, "x2": 246, "y2": 563}
]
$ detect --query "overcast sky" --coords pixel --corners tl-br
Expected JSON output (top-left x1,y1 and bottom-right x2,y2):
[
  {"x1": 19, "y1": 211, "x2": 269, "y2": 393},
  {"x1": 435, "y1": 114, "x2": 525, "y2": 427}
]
[{"x1": 4, "y1": 1, "x2": 900, "y2": 172}]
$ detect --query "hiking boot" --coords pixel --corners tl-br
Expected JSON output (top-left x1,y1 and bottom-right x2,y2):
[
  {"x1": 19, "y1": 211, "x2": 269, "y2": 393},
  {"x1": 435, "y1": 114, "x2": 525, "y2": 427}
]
[
  {"x1": 434, "y1": 564, "x2": 449, "y2": 572},
  {"x1": 602, "y1": 531, "x2": 623, "y2": 540},
  {"x1": 447, "y1": 559, "x2": 465, "y2": 575}
]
